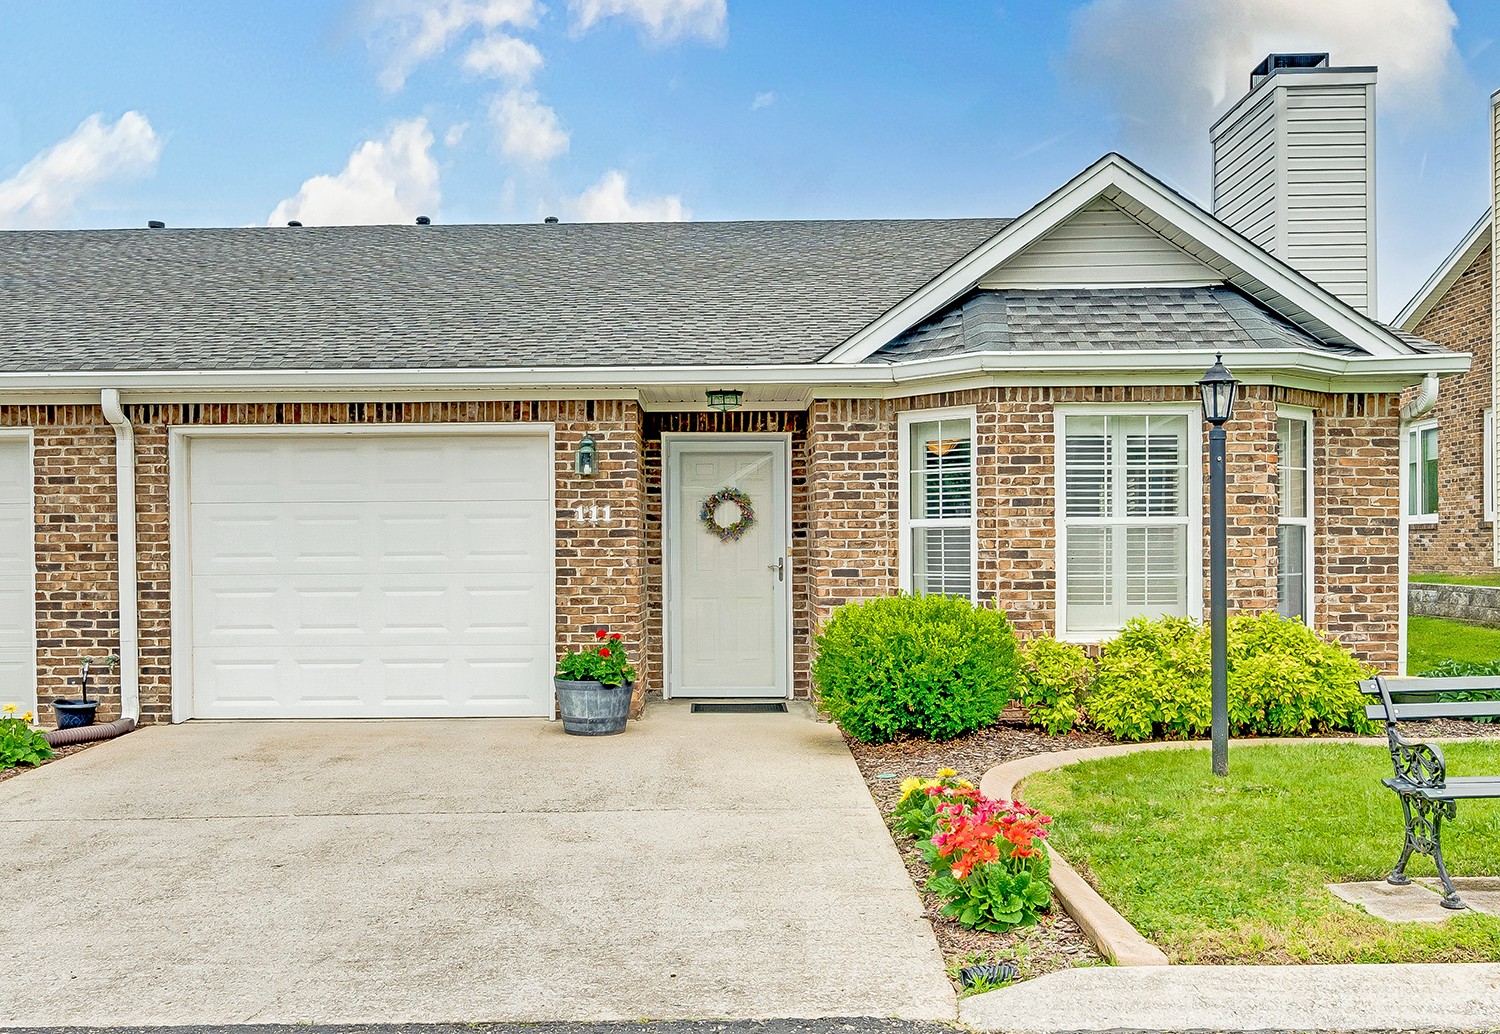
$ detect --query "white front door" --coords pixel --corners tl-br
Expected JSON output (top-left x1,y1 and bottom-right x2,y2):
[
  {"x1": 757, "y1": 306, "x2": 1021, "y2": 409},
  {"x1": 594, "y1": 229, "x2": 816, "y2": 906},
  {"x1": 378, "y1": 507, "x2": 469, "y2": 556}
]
[{"x1": 665, "y1": 436, "x2": 789, "y2": 698}]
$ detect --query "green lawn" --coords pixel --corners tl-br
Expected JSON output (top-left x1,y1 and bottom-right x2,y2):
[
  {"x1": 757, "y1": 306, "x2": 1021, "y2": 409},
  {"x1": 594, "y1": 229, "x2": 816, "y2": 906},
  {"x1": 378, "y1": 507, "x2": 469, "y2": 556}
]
[
  {"x1": 1411, "y1": 573, "x2": 1500, "y2": 586},
  {"x1": 1022, "y1": 742, "x2": 1500, "y2": 964},
  {"x1": 1408, "y1": 616, "x2": 1500, "y2": 673}
]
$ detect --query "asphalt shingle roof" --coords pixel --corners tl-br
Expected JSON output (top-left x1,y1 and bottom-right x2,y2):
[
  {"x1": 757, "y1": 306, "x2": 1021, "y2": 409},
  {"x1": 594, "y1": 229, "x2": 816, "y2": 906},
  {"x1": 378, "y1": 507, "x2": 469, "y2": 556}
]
[
  {"x1": 0, "y1": 218, "x2": 1012, "y2": 372},
  {"x1": 868, "y1": 286, "x2": 1370, "y2": 363}
]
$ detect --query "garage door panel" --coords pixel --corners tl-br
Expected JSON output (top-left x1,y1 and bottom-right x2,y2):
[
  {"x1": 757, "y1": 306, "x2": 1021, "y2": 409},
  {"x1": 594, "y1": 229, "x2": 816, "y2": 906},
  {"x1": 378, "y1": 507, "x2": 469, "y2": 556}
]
[
  {"x1": 0, "y1": 438, "x2": 35, "y2": 717},
  {"x1": 187, "y1": 433, "x2": 554, "y2": 719}
]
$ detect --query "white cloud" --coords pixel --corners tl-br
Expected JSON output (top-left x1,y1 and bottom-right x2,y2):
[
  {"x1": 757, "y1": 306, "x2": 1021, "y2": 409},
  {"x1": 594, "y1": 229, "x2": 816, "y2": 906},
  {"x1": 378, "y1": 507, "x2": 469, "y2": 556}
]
[
  {"x1": 1065, "y1": 0, "x2": 1461, "y2": 189},
  {"x1": 569, "y1": 0, "x2": 726, "y2": 43},
  {"x1": 0, "y1": 111, "x2": 161, "y2": 228},
  {"x1": 365, "y1": 0, "x2": 540, "y2": 91},
  {"x1": 445, "y1": 121, "x2": 470, "y2": 146},
  {"x1": 489, "y1": 88, "x2": 569, "y2": 163},
  {"x1": 751, "y1": 90, "x2": 775, "y2": 110},
  {"x1": 568, "y1": 169, "x2": 690, "y2": 221},
  {"x1": 268, "y1": 118, "x2": 440, "y2": 226},
  {"x1": 462, "y1": 32, "x2": 543, "y2": 81}
]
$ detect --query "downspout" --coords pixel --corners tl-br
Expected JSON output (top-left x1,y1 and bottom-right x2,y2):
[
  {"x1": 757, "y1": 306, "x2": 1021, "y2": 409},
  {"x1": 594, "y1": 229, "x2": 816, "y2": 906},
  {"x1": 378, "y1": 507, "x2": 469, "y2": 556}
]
[
  {"x1": 1401, "y1": 373, "x2": 1439, "y2": 422},
  {"x1": 1396, "y1": 373, "x2": 1439, "y2": 677},
  {"x1": 99, "y1": 388, "x2": 140, "y2": 728}
]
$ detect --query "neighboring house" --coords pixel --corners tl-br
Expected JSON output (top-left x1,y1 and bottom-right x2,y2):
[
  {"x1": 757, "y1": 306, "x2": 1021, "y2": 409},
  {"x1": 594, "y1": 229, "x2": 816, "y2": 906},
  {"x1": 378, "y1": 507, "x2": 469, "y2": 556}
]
[
  {"x1": 0, "y1": 56, "x2": 1466, "y2": 725},
  {"x1": 1397, "y1": 209, "x2": 1496, "y2": 576}
]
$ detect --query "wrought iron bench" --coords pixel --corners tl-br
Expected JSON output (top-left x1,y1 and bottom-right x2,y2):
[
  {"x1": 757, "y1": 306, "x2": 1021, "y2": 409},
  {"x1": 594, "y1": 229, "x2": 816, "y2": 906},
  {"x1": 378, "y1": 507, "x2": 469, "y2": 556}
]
[{"x1": 1360, "y1": 676, "x2": 1500, "y2": 910}]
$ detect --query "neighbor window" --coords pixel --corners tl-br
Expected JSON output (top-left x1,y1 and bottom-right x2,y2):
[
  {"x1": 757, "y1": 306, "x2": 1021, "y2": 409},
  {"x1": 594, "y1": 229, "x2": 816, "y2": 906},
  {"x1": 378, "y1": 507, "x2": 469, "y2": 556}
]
[
  {"x1": 1060, "y1": 411, "x2": 1194, "y2": 637},
  {"x1": 1276, "y1": 412, "x2": 1312, "y2": 621},
  {"x1": 902, "y1": 412, "x2": 975, "y2": 599},
  {"x1": 1407, "y1": 422, "x2": 1438, "y2": 520}
]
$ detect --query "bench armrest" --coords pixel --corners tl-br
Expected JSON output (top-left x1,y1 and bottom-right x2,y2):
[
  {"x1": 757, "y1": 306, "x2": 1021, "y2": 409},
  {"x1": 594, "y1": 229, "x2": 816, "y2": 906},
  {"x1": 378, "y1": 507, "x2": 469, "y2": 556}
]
[{"x1": 1389, "y1": 723, "x2": 1447, "y2": 789}]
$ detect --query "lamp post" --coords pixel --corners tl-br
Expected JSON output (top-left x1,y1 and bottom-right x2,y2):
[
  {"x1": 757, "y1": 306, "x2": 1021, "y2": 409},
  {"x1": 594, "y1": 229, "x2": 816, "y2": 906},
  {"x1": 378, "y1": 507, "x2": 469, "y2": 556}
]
[{"x1": 1198, "y1": 354, "x2": 1238, "y2": 777}]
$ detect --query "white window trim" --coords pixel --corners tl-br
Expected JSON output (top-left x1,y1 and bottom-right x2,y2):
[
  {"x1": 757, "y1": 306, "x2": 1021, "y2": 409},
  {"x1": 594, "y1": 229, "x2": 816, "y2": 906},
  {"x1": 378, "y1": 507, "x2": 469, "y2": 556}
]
[
  {"x1": 897, "y1": 406, "x2": 978, "y2": 600},
  {"x1": 1484, "y1": 408, "x2": 1494, "y2": 525},
  {"x1": 1054, "y1": 404, "x2": 1204, "y2": 643},
  {"x1": 1276, "y1": 406, "x2": 1315, "y2": 625},
  {"x1": 1406, "y1": 419, "x2": 1439, "y2": 525}
]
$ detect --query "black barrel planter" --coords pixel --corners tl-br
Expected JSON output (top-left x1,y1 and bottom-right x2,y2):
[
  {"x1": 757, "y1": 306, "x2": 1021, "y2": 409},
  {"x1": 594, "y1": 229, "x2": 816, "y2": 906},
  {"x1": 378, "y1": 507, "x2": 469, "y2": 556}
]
[
  {"x1": 52, "y1": 698, "x2": 99, "y2": 730},
  {"x1": 554, "y1": 680, "x2": 632, "y2": 736}
]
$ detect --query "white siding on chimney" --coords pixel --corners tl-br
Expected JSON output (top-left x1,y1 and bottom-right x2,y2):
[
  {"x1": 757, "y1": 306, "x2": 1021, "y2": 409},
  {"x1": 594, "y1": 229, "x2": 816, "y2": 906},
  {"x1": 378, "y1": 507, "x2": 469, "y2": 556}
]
[
  {"x1": 1210, "y1": 68, "x2": 1376, "y2": 314},
  {"x1": 978, "y1": 198, "x2": 1219, "y2": 289}
]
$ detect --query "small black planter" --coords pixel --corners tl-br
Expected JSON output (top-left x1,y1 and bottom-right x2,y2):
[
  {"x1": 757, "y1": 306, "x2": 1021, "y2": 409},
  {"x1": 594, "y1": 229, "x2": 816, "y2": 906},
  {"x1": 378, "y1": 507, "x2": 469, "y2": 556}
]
[
  {"x1": 53, "y1": 698, "x2": 99, "y2": 730},
  {"x1": 555, "y1": 679, "x2": 632, "y2": 735}
]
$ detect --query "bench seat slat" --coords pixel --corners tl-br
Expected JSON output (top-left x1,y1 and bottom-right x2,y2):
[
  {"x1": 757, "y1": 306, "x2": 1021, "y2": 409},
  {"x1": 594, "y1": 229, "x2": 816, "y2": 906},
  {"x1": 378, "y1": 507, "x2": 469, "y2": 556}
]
[
  {"x1": 1361, "y1": 677, "x2": 1500, "y2": 696},
  {"x1": 1383, "y1": 775, "x2": 1500, "y2": 800},
  {"x1": 1364, "y1": 701, "x2": 1500, "y2": 721}
]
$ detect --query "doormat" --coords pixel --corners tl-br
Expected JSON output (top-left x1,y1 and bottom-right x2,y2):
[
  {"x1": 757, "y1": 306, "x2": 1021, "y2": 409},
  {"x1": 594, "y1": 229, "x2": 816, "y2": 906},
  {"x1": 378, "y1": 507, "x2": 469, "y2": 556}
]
[{"x1": 690, "y1": 701, "x2": 788, "y2": 714}]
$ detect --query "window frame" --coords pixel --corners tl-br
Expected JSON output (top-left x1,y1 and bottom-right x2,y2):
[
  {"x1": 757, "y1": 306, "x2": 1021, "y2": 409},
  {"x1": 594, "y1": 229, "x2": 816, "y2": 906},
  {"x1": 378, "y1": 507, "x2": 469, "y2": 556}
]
[
  {"x1": 897, "y1": 406, "x2": 979, "y2": 600},
  {"x1": 1275, "y1": 406, "x2": 1315, "y2": 624},
  {"x1": 1485, "y1": 408, "x2": 1494, "y2": 525},
  {"x1": 1405, "y1": 419, "x2": 1439, "y2": 524},
  {"x1": 1054, "y1": 404, "x2": 1204, "y2": 643}
]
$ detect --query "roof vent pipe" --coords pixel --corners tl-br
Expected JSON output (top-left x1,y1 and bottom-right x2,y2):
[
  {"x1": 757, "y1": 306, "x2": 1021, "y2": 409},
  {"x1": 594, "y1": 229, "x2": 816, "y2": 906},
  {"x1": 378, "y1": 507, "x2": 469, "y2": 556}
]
[
  {"x1": 1401, "y1": 373, "x2": 1440, "y2": 422},
  {"x1": 99, "y1": 388, "x2": 140, "y2": 727},
  {"x1": 147, "y1": 220, "x2": 165, "y2": 229},
  {"x1": 544, "y1": 216, "x2": 559, "y2": 224},
  {"x1": 415, "y1": 215, "x2": 431, "y2": 225},
  {"x1": 287, "y1": 220, "x2": 303, "y2": 227}
]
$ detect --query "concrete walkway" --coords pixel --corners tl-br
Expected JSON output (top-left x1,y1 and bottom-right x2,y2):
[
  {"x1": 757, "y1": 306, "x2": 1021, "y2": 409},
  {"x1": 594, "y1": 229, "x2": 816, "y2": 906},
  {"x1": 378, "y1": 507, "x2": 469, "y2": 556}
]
[{"x1": 0, "y1": 703, "x2": 953, "y2": 1026}]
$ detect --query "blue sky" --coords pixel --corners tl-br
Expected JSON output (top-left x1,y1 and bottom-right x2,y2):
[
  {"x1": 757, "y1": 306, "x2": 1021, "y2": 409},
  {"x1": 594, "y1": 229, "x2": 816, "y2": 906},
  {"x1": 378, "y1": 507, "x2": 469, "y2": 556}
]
[{"x1": 2, "y1": 0, "x2": 1499, "y2": 319}]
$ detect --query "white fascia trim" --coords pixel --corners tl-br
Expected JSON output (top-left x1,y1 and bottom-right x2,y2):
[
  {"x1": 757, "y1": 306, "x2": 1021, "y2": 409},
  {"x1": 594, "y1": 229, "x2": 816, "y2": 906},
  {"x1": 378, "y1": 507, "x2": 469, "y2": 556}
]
[
  {"x1": 823, "y1": 153, "x2": 1416, "y2": 365},
  {"x1": 0, "y1": 347, "x2": 1467, "y2": 404},
  {"x1": 1395, "y1": 209, "x2": 1491, "y2": 331}
]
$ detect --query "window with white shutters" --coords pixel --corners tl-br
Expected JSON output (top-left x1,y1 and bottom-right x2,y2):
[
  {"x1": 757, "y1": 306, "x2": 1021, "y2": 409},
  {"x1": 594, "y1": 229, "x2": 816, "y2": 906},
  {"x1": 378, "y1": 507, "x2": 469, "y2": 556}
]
[
  {"x1": 902, "y1": 412, "x2": 975, "y2": 599},
  {"x1": 1060, "y1": 412, "x2": 1193, "y2": 637}
]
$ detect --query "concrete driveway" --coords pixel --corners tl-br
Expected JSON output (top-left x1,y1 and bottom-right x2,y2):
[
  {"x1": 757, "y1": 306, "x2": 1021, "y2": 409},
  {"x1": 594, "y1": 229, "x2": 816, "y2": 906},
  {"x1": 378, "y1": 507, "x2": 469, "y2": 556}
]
[{"x1": 0, "y1": 703, "x2": 954, "y2": 1026}]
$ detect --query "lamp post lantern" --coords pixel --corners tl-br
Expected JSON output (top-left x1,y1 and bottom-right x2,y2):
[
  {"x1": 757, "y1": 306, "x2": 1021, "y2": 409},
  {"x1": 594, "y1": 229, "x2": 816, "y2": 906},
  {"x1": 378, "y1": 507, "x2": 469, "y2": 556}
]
[{"x1": 1198, "y1": 353, "x2": 1238, "y2": 777}]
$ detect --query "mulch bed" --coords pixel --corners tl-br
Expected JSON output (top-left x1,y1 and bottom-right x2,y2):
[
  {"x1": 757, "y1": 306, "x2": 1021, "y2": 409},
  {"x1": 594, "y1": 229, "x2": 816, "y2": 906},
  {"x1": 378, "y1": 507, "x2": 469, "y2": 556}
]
[
  {"x1": 0, "y1": 738, "x2": 103, "y2": 784},
  {"x1": 843, "y1": 717, "x2": 1500, "y2": 988}
]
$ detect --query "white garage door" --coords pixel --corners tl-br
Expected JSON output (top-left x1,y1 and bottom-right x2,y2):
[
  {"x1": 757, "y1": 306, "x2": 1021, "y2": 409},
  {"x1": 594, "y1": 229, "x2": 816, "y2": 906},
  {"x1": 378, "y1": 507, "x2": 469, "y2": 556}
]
[
  {"x1": 0, "y1": 435, "x2": 36, "y2": 718},
  {"x1": 186, "y1": 432, "x2": 554, "y2": 719}
]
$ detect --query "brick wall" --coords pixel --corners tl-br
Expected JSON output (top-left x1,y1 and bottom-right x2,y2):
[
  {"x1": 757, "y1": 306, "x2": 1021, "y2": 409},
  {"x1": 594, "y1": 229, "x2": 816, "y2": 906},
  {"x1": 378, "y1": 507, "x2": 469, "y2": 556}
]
[
  {"x1": 1410, "y1": 244, "x2": 1495, "y2": 575},
  {"x1": 641, "y1": 411, "x2": 810, "y2": 697}
]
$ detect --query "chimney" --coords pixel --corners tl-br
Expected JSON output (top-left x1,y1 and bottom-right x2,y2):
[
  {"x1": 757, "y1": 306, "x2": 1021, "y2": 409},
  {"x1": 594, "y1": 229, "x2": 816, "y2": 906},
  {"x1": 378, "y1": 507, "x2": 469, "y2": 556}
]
[{"x1": 1210, "y1": 53, "x2": 1378, "y2": 313}]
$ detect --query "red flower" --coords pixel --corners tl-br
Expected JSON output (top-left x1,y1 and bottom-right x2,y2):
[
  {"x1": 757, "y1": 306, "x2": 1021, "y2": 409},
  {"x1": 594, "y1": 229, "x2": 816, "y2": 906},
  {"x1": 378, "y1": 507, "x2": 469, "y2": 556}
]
[
  {"x1": 595, "y1": 629, "x2": 607, "y2": 640},
  {"x1": 599, "y1": 647, "x2": 611, "y2": 657},
  {"x1": 610, "y1": 633, "x2": 622, "y2": 642}
]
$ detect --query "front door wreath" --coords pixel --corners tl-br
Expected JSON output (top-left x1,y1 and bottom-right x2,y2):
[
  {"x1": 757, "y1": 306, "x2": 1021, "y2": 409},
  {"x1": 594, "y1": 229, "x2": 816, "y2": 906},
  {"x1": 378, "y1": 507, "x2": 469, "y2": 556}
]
[{"x1": 699, "y1": 486, "x2": 756, "y2": 542}]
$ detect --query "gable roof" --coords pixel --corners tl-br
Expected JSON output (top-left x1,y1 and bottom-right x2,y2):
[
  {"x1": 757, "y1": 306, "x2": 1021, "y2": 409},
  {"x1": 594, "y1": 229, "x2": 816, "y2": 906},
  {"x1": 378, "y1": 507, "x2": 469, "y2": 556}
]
[
  {"x1": 870, "y1": 286, "x2": 1361, "y2": 364},
  {"x1": 1395, "y1": 210, "x2": 1490, "y2": 332},
  {"x1": 0, "y1": 218, "x2": 1008, "y2": 372},
  {"x1": 823, "y1": 153, "x2": 1422, "y2": 364}
]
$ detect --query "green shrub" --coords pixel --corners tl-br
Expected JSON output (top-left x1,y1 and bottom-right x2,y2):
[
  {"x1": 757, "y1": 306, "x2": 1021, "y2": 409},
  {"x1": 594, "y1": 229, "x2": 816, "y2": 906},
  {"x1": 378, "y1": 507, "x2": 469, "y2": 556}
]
[
  {"x1": 1016, "y1": 636, "x2": 1094, "y2": 734},
  {"x1": 1417, "y1": 659, "x2": 1500, "y2": 722},
  {"x1": 1, "y1": 705, "x2": 53, "y2": 771},
  {"x1": 1087, "y1": 613, "x2": 1374, "y2": 741},
  {"x1": 812, "y1": 594, "x2": 1020, "y2": 743}
]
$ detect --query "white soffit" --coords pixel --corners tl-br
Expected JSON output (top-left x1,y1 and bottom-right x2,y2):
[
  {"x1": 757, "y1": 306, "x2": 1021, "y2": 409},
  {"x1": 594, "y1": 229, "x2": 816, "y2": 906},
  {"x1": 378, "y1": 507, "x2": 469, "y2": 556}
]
[
  {"x1": 823, "y1": 152, "x2": 1416, "y2": 365},
  {"x1": 1395, "y1": 210, "x2": 1490, "y2": 331}
]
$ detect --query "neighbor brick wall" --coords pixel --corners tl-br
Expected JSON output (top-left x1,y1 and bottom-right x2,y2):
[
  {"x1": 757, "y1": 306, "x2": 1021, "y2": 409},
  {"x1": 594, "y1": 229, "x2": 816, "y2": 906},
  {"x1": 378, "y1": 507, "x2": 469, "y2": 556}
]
[
  {"x1": 124, "y1": 399, "x2": 647, "y2": 723},
  {"x1": 641, "y1": 411, "x2": 811, "y2": 698},
  {"x1": 1409, "y1": 243, "x2": 1496, "y2": 575}
]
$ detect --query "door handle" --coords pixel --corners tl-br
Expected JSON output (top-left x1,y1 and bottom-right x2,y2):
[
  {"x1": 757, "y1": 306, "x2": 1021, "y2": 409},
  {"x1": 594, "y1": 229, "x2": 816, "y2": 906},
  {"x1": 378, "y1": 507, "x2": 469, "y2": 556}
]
[{"x1": 768, "y1": 557, "x2": 784, "y2": 581}]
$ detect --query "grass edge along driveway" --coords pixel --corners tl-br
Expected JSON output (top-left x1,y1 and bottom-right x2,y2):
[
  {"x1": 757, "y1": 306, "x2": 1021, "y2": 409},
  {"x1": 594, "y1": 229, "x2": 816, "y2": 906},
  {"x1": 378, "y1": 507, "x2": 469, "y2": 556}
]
[{"x1": 1022, "y1": 740, "x2": 1500, "y2": 964}]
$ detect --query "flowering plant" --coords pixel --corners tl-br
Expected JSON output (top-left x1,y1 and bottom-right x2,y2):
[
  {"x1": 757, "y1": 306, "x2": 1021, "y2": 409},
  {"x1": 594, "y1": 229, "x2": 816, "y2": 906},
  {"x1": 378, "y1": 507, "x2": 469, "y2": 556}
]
[
  {"x1": 1, "y1": 703, "x2": 53, "y2": 771},
  {"x1": 893, "y1": 768, "x2": 974, "y2": 839},
  {"x1": 919, "y1": 790, "x2": 1053, "y2": 932},
  {"x1": 556, "y1": 630, "x2": 637, "y2": 687}
]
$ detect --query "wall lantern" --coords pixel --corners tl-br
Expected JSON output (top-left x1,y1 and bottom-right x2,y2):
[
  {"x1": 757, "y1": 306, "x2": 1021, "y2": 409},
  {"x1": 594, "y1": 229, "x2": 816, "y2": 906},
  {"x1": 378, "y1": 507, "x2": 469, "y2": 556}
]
[
  {"x1": 706, "y1": 388, "x2": 744, "y2": 412},
  {"x1": 1197, "y1": 353, "x2": 1239, "y2": 426},
  {"x1": 575, "y1": 435, "x2": 597, "y2": 477}
]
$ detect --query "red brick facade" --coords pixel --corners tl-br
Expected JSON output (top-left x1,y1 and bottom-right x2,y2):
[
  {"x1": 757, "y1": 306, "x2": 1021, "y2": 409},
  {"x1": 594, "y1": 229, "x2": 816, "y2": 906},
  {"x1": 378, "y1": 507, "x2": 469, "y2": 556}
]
[
  {"x1": 3, "y1": 384, "x2": 1405, "y2": 724},
  {"x1": 1409, "y1": 244, "x2": 1496, "y2": 575}
]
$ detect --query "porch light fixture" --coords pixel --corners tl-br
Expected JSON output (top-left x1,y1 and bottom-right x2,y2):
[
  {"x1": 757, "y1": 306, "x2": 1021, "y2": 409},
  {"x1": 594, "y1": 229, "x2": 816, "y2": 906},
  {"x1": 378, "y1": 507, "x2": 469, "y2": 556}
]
[
  {"x1": 706, "y1": 389, "x2": 744, "y2": 412},
  {"x1": 1198, "y1": 353, "x2": 1239, "y2": 778},
  {"x1": 575, "y1": 435, "x2": 597, "y2": 477}
]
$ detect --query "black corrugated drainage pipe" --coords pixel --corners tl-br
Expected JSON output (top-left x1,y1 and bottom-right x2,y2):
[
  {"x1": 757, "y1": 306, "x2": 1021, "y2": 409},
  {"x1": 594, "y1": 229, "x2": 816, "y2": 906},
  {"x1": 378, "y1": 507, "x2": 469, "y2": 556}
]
[{"x1": 44, "y1": 717, "x2": 136, "y2": 748}]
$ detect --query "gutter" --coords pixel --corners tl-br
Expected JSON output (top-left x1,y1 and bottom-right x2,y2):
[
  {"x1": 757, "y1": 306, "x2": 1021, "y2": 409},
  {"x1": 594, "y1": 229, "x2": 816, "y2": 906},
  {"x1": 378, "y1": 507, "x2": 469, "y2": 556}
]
[
  {"x1": 99, "y1": 388, "x2": 140, "y2": 726},
  {"x1": 1400, "y1": 373, "x2": 1440, "y2": 422}
]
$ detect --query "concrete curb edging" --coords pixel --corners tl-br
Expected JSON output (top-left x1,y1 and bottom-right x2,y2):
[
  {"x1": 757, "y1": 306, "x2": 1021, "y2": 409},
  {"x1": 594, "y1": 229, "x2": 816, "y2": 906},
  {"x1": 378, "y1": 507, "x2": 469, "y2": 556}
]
[{"x1": 979, "y1": 735, "x2": 1388, "y2": 967}]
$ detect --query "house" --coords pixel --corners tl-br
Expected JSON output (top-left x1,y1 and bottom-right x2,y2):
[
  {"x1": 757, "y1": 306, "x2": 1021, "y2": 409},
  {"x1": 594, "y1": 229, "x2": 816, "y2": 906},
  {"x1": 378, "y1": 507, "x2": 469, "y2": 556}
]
[
  {"x1": 0, "y1": 55, "x2": 1464, "y2": 726},
  {"x1": 1397, "y1": 195, "x2": 1495, "y2": 576}
]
